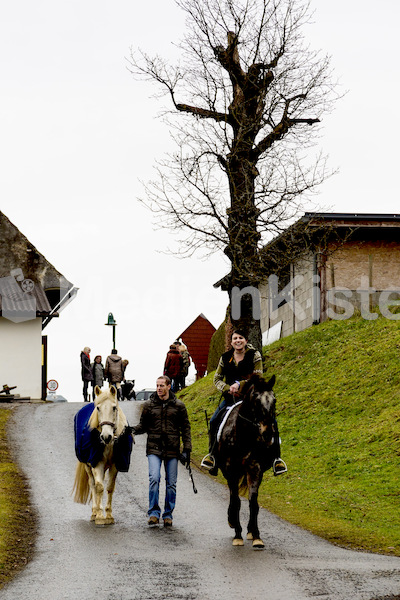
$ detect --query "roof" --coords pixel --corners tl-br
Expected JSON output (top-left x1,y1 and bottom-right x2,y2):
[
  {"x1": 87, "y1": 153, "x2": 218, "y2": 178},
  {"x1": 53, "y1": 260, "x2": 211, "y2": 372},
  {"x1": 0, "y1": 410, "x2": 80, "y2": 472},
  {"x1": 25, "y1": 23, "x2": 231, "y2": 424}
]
[
  {"x1": 0, "y1": 276, "x2": 52, "y2": 321},
  {"x1": 214, "y1": 212, "x2": 400, "y2": 289},
  {"x1": 0, "y1": 211, "x2": 76, "y2": 322},
  {"x1": 179, "y1": 314, "x2": 216, "y2": 377},
  {"x1": 302, "y1": 212, "x2": 400, "y2": 227}
]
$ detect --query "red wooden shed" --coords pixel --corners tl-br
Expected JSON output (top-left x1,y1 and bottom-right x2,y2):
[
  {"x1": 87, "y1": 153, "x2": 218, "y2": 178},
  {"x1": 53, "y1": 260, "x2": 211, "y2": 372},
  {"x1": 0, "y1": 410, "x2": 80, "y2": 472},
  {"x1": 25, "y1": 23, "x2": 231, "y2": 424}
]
[{"x1": 178, "y1": 313, "x2": 216, "y2": 379}]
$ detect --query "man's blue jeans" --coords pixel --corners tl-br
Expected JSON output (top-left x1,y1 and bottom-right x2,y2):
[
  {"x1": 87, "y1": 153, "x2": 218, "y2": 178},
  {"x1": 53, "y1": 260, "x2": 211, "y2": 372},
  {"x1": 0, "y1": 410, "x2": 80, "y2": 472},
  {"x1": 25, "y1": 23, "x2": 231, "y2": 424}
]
[{"x1": 148, "y1": 455, "x2": 178, "y2": 520}]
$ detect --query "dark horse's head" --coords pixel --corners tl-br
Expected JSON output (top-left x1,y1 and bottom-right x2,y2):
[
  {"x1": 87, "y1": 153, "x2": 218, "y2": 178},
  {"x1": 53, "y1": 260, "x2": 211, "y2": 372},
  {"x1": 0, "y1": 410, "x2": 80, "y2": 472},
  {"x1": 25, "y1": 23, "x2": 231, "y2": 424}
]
[{"x1": 240, "y1": 374, "x2": 276, "y2": 440}]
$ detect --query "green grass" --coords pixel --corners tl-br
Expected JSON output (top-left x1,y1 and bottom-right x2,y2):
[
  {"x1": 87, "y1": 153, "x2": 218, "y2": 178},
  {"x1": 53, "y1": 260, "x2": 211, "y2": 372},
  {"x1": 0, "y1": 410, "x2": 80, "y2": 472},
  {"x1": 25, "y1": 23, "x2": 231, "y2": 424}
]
[
  {"x1": 179, "y1": 314, "x2": 400, "y2": 556},
  {"x1": 0, "y1": 409, "x2": 36, "y2": 588}
]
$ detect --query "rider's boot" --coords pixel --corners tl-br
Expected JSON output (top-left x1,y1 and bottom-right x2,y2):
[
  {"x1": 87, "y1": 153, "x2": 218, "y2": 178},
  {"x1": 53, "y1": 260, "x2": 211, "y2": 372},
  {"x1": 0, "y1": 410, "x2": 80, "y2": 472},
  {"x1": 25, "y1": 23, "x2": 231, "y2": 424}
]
[{"x1": 201, "y1": 425, "x2": 218, "y2": 474}]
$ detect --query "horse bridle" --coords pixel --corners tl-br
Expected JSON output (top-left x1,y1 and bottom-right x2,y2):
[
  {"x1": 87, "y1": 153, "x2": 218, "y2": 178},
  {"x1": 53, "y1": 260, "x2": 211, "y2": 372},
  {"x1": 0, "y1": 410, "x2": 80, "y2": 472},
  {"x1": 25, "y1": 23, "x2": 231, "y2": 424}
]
[
  {"x1": 99, "y1": 420, "x2": 117, "y2": 432},
  {"x1": 237, "y1": 407, "x2": 276, "y2": 439}
]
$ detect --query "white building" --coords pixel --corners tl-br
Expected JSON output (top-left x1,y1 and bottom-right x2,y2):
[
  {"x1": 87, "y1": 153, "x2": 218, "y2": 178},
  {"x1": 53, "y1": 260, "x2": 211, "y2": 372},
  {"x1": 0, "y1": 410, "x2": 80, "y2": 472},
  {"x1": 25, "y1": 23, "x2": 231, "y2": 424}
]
[{"x1": 0, "y1": 211, "x2": 77, "y2": 400}]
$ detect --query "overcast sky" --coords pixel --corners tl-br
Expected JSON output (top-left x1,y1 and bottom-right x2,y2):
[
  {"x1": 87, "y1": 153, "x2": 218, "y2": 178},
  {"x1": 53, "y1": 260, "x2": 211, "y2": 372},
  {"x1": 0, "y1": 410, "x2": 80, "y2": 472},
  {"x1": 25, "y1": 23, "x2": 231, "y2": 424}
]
[{"x1": 1, "y1": 0, "x2": 399, "y2": 401}]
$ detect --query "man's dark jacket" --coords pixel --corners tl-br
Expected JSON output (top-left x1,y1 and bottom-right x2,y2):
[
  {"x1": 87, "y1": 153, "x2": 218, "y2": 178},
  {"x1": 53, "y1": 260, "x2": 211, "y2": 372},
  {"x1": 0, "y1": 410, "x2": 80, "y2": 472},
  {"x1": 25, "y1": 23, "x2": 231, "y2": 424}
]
[{"x1": 132, "y1": 392, "x2": 191, "y2": 459}]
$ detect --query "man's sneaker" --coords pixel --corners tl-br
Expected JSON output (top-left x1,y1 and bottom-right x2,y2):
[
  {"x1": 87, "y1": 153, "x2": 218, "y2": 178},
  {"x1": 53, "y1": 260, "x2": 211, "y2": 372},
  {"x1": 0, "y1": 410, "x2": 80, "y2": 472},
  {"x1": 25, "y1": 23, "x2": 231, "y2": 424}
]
[
  {"x1": 273, "y1": 458, "x2": 288, "y2": 476},
  {"x1": 148, "y1": 516, "x2": 159, "y2": 526},
  {"x1": 163, "y1": 518, "x2": 173, "y2": 527},
  {"x1": 201, "y1": 453, "x2": 215, "y2": 470}
]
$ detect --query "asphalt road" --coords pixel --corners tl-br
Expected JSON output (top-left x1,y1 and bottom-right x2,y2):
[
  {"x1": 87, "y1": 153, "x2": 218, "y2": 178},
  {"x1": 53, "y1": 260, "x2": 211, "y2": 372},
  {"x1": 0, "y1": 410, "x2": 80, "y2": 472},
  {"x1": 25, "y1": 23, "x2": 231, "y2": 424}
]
[{"x1": 2, "y1": 401, "x2": 400, "y2": 600}]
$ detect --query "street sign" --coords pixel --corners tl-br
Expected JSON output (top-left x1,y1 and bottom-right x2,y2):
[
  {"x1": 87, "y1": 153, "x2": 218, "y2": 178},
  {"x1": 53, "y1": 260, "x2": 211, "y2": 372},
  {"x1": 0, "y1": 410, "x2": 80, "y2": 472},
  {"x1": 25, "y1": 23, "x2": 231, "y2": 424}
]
[{"x1": 47, "y1": 379, "x2": 59, "y2": 392}]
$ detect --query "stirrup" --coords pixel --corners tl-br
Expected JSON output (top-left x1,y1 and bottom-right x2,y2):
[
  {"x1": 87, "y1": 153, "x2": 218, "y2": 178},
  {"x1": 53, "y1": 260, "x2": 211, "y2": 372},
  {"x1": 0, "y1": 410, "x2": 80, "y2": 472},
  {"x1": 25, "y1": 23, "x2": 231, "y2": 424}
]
[
  {"x1": 201, "y1": 453, "x2": 216, "y2": 470},
  {"x1": 273, "y1": 458, "x2": 287, "y2": 476}
]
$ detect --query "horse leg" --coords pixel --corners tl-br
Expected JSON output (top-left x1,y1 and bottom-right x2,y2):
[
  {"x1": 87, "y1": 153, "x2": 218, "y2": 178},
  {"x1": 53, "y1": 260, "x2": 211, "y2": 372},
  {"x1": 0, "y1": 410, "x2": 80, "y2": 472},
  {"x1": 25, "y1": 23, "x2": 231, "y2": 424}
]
[
  {"x1": 84, "y1": 465, "x2": 98, "y2": 522},
  {"x1": 247, "y1": 470, "x2": 264, "y2": 549},
  {"x1": 104, "y1": 464, "x2": 118, "y2": 525},
  {"x1": 91, "y1": 463, "x2": 106, "y2": 525},
  {"x1": 228, "y1": 478, "x2": 243, "y2": 546}
]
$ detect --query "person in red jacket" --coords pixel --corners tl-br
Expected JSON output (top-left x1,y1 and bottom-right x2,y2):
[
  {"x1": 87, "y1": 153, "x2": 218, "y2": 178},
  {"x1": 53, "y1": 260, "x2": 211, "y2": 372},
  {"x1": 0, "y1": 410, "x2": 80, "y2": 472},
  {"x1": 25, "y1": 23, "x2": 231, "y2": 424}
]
[{"x1": 163, "y1": 344, "x2": 183, "y2": 392}]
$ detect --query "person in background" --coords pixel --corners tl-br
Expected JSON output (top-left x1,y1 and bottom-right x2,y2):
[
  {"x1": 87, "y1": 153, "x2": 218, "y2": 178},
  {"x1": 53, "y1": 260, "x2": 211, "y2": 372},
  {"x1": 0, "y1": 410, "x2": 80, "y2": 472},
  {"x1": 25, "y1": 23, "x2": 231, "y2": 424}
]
[
  {"x1": 131, "y1": 375, "x2": 192, "y2": 527},
  {"x1": 201, "y1": 329, "x2": 287, "y2": 477},
  {"x1": 121, "y1": 359, "x2": 135, "y2": 400},
  {"x1": 91, "y1": 355, "x2": 104, "y2": 401},
  {"x1": 104, "y1": 349, "x2": 124, "y2": 400},
  {"x1": 80, "y1": 346, "x2": 93, "y2": 402},
  {"x1": 122, "y1": 359, "x2": 129, "y2": 380},
  {"x1": 163, "y1": 344, "x2": 183, "y2": 392},
  {"x1": 177, "y1": 342, "x2": 191, "y2": 390}
]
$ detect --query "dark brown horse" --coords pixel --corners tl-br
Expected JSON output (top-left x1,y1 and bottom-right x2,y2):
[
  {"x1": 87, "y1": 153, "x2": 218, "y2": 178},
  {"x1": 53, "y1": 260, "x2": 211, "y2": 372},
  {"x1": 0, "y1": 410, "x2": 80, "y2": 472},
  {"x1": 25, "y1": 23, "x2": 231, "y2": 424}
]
[{"x1": 217, "y1": 374, "x2": 277, "y2": 548}]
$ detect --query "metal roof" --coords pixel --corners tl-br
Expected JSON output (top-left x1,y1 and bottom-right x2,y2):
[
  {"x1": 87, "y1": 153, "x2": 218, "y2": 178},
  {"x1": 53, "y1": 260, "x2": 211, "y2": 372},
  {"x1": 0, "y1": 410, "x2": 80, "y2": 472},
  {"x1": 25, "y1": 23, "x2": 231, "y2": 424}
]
[
  {"x1": 303, "y1": 212, "x2": 400, "y2": 223},
  {"x1": 0, "y1": 277, "x2": 53, "y2": 321}
]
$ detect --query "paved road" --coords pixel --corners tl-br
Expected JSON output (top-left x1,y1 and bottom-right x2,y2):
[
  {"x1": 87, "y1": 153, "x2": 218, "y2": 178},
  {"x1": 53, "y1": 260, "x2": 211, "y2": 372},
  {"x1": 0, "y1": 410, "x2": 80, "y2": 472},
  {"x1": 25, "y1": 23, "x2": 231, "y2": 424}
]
[{"x1": 2, "y1": 401, "x2": 400, "y2": 600}]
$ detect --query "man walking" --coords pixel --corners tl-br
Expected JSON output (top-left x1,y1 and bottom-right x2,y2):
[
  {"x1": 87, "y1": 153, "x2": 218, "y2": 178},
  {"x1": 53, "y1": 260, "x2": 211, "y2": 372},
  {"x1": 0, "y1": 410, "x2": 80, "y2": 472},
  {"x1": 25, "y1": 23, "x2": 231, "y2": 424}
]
[
  {"x1": 104, "y1": 349, "x2": 124, "y2": 399},
  {"x1": 163, "y1": 344, "x2": 183, "y2": 392},
  {"x1": 131, "y1": 375, "x2": 192, "y2": 527}
]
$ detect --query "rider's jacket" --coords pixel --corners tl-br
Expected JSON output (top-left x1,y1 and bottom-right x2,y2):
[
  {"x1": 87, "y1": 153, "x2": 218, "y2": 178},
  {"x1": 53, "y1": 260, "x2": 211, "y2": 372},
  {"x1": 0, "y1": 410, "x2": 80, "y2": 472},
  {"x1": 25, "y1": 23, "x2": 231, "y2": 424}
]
[{"x1": 213, "y1": 344, "x2": 263, "y2": 396}]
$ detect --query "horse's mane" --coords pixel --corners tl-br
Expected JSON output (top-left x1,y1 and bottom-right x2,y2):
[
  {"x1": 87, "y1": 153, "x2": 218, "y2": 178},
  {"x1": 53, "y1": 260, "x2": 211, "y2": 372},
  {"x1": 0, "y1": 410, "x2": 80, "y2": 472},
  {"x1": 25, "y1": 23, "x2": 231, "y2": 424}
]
[
  {"x1": 88, "y1": 387, "x2": 128, "y2": 437},
  {"x1": 241, "y1": 373, "x2": 276, "y2": 397}
]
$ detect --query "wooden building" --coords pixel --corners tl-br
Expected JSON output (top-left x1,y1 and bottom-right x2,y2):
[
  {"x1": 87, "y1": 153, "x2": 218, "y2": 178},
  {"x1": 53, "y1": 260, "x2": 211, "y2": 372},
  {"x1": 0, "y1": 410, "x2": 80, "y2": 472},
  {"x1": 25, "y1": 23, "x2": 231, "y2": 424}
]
[
  {"x1": 178, "y1": 313, "x2": 216, "y2": 378},
  {"x1": 260, "y1": 213, "x2": 400, "y2": 343}
]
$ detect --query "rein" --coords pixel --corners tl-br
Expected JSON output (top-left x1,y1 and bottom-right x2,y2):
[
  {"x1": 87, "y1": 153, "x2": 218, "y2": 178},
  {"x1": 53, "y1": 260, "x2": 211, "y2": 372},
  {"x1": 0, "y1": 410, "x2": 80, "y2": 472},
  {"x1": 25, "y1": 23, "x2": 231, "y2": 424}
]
[
  {"x1": 236, "y1": 399, "x2": 275, "y2": 439},
  {"x1": 232, "y1": 393, "x2": 262, "y2": 430},
  {"x1": 237, "y1": 412, "x2": 261, "y2": 429}
]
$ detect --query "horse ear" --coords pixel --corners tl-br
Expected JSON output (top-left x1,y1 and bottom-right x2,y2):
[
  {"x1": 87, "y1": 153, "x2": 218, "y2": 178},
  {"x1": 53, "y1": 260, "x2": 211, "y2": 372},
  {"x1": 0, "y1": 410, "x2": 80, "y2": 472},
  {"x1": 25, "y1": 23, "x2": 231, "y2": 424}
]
[
  {"x1": 110, "y1": 385, "x2": 117, "y2": 398},
  {"x1": 266, "y1": 374, "x2": 276, "y2": 391},
  {"x1": 94, "y1": 385, "x2": 101, "y2": 397}
]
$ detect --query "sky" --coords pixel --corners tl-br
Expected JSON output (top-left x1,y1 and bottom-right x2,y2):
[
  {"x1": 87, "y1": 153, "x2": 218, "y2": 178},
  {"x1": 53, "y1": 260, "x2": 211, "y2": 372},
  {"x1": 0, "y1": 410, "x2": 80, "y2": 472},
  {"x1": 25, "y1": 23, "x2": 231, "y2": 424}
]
[{"x1": 1, "y1": 0, "x2": 399, "y2": 401}]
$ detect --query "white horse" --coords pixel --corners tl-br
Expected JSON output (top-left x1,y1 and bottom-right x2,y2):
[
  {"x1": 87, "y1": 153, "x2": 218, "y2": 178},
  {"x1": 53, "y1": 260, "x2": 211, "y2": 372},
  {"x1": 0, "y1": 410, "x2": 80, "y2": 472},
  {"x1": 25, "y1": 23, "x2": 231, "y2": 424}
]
[{"x1": 72, "y1": 385, "x2": 131, "y2": 525}]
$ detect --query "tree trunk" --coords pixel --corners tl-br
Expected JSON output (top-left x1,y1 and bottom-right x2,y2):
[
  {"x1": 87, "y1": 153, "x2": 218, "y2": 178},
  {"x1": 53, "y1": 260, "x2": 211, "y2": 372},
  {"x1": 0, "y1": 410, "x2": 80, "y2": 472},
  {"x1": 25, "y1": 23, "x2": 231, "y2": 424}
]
[{"x1": 226, "y1": 155, "x2": 263, "y2": 352}]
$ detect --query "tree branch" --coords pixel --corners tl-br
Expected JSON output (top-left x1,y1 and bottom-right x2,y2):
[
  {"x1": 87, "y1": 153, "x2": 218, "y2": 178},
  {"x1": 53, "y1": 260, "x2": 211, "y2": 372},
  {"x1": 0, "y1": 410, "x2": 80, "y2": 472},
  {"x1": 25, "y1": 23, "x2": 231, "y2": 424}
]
[{"x1": 176, "y1": 103, "x2": 230, "y2": 123}]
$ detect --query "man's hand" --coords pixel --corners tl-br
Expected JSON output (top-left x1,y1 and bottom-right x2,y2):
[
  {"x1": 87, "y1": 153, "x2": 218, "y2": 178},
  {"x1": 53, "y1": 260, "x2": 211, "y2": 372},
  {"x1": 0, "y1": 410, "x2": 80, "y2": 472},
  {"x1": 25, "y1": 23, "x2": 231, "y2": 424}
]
[{"x1": 180, "y1": 450, "x2": 190, "y2": 467}]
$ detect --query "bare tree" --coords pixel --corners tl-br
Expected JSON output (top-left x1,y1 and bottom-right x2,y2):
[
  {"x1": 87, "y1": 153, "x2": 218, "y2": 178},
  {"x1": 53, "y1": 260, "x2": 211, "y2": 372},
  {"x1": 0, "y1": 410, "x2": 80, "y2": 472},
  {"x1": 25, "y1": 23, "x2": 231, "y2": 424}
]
[{"x1": 129, "y1": 0, "x2": 337, "y2": 349}]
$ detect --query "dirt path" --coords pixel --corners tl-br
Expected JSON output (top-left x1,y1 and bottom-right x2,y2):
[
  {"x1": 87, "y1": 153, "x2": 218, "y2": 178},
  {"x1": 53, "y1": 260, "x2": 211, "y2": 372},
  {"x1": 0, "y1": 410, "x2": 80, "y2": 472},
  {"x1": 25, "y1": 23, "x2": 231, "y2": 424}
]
[{"x1": 2, "y1": 401, "x2": 400, "y2": 600}]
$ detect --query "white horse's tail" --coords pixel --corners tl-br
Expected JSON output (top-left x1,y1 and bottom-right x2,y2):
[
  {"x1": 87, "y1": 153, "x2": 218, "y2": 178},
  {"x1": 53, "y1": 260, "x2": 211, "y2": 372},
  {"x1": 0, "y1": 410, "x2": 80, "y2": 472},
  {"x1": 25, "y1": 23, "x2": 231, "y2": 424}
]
[{"x1": 72, "y1": 461, "x2": 91, "y2": 504}]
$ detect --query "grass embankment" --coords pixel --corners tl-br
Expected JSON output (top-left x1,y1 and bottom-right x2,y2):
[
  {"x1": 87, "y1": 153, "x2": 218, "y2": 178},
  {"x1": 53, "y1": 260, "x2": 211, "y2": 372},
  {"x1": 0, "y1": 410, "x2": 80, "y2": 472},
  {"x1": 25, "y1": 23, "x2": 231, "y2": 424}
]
[
  {"x1": 0, "y1": 409, "x2": 36, "y2": 588},
  {"x1": 180, "y1": 315, "x2": 400, "y2": 556}
]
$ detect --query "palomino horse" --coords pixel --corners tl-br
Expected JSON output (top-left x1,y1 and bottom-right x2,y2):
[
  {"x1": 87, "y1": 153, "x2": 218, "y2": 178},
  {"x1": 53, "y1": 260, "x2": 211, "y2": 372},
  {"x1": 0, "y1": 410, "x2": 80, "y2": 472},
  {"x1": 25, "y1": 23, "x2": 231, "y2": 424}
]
[
  {"x1": 72, "y1": 385, "x2": 133, "y2": 525},
  {"x1": 217, "y1": 374, "x2": 277, "y2": 548}
]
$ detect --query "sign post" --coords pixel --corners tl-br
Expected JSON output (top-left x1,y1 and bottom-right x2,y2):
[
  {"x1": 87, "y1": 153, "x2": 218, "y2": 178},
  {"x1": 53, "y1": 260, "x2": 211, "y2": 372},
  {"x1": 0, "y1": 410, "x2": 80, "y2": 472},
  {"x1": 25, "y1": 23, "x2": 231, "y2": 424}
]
[{"x1": 47, "y1": 379, "x2": 58, "y2": 400}]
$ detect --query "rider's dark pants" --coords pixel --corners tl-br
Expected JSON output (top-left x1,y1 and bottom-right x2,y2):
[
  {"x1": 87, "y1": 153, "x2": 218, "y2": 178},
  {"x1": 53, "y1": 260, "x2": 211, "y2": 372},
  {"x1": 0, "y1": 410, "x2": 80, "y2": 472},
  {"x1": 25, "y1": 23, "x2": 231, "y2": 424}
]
[{"x1": 208, "y1": 392, "x2": 235, "y2": 454}]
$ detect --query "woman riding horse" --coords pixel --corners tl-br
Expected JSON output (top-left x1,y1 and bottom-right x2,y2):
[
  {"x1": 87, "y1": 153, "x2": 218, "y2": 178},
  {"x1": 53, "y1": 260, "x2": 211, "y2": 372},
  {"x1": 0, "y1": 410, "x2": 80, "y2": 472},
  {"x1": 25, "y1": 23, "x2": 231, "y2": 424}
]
[{"x1": 201, "y1": 329, "x2": 287, "y2": 477}]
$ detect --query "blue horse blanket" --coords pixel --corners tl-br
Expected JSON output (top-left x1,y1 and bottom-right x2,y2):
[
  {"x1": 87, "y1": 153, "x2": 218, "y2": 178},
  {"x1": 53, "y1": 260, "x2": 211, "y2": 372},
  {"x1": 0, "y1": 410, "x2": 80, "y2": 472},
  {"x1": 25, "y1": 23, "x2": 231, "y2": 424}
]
[{"x1": 74, "y1": 403, "x2": 133, "y2": 472}]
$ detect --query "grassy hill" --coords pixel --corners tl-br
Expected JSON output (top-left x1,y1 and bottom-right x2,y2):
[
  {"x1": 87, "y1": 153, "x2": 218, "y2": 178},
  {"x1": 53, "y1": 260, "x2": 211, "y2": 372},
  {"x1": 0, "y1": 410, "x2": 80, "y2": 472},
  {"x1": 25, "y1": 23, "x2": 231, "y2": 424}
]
[{"x1": 179, "y1": 314, "x2": 400, "y2": 556}]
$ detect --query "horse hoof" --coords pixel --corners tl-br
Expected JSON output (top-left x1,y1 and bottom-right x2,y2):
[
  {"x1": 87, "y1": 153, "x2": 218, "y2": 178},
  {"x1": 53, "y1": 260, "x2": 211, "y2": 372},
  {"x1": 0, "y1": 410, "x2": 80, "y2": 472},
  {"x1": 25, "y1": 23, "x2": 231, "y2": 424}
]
[
  {"x1": 247, "y1": 532, "x2": 253, "y2": 540},
  {"x1": 252, "y1": 539, "x2": 265, "y2": 549},
  {"x1": 104, "y1": 517, "x2": 115, "y2": 525},
  {"x1": 232, "y1": 538, "x2": 244, "y2": 546},
  {"x1": 95, "y1": 517, "x2": 107, "y2": 526}
]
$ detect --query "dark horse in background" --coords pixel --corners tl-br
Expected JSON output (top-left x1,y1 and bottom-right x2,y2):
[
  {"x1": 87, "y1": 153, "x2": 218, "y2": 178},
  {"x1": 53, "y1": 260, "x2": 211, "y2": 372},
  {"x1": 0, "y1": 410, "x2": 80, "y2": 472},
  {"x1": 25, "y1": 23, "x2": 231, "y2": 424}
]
[{"x1": 217, "y1": 374, "x2": 278, "y2": 548}]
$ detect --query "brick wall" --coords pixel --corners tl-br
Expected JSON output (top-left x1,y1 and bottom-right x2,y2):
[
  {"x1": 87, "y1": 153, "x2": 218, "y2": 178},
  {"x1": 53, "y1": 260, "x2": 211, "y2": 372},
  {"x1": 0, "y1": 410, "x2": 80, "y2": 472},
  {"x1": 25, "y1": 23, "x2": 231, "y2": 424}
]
[{"x1": 326, "y1": 241, "x2": 400, "y2": 290}]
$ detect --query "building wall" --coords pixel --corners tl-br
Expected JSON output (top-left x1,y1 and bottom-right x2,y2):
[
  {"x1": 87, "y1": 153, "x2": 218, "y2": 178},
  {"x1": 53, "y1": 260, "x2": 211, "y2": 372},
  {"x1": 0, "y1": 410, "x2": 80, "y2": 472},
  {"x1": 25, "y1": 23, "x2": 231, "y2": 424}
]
[
  {"x1": 0, "y1": 317, "x2": 43, "y2": 399},
  {"x1": 325, "y1": 241, "x2": 400, "y2": 291},
  {"x1": 260, "y1": 238, "x2": 400, "y2": 345},
  {"x1": 260, "y1": 255, "x2": 315, "y2": 339}
]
